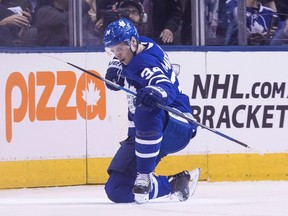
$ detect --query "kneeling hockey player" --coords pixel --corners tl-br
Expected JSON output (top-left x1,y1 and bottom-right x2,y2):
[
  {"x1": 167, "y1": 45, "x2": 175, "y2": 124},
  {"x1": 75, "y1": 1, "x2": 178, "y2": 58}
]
[{"x1": 103, "y1": 18, "x2": 199, "y2": 204}]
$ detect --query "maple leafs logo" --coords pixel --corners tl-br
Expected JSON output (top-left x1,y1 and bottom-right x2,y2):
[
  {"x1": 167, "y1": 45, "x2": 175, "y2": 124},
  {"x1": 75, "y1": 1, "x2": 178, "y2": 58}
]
[
  {"x1": 119, "y1": 20, "x2": 126, "y2": 27},
  {"x1": 82, "y1": 80, "x2": 101, "y2": 112}
]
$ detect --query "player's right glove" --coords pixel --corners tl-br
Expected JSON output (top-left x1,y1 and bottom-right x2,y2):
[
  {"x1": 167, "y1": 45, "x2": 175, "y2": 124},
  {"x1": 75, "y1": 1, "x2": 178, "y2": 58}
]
[
  {"x1": 135, "y1": 86, "x2": 168, "y2": 112},
  {"x1": 105, "y1": 58, "x2": 125, "y2": 91}
]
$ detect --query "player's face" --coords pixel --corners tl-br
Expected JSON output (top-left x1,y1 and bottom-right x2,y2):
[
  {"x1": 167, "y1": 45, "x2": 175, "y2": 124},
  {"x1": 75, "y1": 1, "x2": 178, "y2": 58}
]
[{"x1": 108, "y1": 42, "x2": 134, "y2": 65}]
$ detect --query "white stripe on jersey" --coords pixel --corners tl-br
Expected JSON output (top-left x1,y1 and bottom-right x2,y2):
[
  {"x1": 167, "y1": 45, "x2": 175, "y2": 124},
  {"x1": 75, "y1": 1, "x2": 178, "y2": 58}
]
[
  {"x1": 171, "y1": 70, "x2": 176, "y2": 83},
  {"x1": 151, "y1": 175, "x2": 159, "y2": 199},
  {"x1": 156, "y1": 79, "x2": 171, "y2": 84},
  {"x1": 135, "y1": 137, "x2": 163, "y2": 145},
  {"x1": 148, "y1": 74, "x2": 170, "y2": 86},
  {"x1": 135, "y1": 150, "x2": 160, "y2": 158}
]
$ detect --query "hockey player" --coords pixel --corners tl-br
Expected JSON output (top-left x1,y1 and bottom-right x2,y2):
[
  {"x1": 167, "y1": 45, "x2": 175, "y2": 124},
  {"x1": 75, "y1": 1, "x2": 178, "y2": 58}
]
[{"x1": 103, "y1": 18, "x2": 198, "y2": 204}]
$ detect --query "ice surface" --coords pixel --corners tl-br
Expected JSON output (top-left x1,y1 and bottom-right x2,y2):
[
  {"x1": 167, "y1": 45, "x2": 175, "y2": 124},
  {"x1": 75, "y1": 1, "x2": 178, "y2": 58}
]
[{"x1": 0, "y1": 181, "x2": 287, "y2": 216}]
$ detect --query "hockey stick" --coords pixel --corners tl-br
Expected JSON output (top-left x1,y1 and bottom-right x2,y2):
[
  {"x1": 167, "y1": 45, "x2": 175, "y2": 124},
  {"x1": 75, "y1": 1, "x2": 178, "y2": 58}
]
[
  {"x1": 65, "y1": 62, "x2": 263, "y2": 155},
  {"x1": 43, "y1": 56, "x2": 262, "y2": 155}
]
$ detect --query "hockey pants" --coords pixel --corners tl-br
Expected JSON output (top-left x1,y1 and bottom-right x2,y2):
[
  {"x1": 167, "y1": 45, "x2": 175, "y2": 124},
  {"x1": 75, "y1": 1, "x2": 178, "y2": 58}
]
[{"x1": 105, "y1": 109, "x2": 197, "y2": 203}]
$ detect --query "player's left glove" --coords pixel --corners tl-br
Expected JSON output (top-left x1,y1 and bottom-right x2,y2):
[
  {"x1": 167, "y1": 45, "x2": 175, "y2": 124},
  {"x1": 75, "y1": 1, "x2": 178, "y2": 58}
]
[
  {"x1": 135, "y1": 86, "x2": 168, "y2": 112},
  {"x1": 105, "y1": 58, "x2": 125, "y2": 91}
]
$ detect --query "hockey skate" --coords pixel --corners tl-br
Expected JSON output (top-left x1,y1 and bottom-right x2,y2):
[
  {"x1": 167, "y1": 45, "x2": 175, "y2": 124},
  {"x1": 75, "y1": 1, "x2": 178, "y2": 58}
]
[
  {"x1": 168, "y1": 168, "x2": 200, "y2": 201},
  {"x1": 132, "y1": 173, "x2": 152, "y2": 204}
]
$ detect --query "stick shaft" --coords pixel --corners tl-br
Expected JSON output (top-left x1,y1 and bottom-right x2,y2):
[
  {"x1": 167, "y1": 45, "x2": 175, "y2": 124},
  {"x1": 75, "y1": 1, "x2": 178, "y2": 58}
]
[
  {"x1": 156, "y1": 104, "x2": 249, "y2": 148},
  {"x1": 67, "y1": 62, "x2": 136, "y2": 95},
  {"x1": 67, "y1": 62, "x2": 256, "y2": 151}
]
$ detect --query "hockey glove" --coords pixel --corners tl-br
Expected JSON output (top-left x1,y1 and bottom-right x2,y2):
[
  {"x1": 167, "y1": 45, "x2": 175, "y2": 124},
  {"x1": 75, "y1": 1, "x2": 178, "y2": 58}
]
[
  {"x1": 105, "y1": 58, "x2": 125, "y2": 91},
  {"x1": 135, "y1": 86, "x2": 168, "y2": 112}
]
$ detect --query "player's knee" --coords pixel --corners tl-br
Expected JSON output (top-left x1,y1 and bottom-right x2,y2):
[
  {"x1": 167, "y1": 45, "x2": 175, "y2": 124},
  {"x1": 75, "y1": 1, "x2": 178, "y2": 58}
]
[
  {"x1": 104, "y1": 182, "x2": 120, "y2": 203},
  {"x1": 104, "y1": 183, "x2": 130, "y2": 203},
  {"x1": 105, "y1": 176, "x2": 134, "y2": 203}
]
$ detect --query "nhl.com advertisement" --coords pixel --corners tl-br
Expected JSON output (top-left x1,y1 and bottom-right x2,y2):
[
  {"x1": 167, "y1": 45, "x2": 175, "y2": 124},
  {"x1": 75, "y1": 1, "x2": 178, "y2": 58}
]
[
  {"x1": 190, "y1": 73, "x2": 288, "y2": 129},
  {"x1": 169, "y1": 51, "x2": 288, "y2": 154},
  {"x1": 0, "y1": 51, "x2": 287, "y2": 161}
]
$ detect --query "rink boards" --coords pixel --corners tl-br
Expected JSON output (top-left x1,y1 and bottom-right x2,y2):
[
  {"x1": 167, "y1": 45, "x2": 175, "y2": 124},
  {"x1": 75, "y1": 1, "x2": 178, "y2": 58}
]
[{"x1": 0, "y1": 50, "x2": 287, "y2": 189}]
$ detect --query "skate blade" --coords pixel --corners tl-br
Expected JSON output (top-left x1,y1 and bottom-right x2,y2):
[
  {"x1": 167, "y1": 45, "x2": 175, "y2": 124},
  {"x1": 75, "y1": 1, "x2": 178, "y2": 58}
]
[
  {"x1": 189, "y1": 168, "x2": 200, "y2": 197},
  {"x1": 134, "y1": 193, "x2": 149, "y2": 204}
]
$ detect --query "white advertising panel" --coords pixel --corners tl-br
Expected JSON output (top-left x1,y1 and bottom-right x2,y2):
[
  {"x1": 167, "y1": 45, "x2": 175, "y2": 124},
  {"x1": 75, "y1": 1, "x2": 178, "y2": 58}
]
[
  {"x1": 177, "y1": 51, "x2": 288, "y2": 154},
  {"x1": 0, "y1": 53, "x2": 89, "y2": 160},
  {"x1": 1, "y1": 51, "x2": 287, "y2": 163}
]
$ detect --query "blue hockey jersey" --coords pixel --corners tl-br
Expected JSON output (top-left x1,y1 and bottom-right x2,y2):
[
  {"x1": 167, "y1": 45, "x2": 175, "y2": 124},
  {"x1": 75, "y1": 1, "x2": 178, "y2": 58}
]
[{"x1": 121, "y1": 36, "x2": 192, "y2": 136}]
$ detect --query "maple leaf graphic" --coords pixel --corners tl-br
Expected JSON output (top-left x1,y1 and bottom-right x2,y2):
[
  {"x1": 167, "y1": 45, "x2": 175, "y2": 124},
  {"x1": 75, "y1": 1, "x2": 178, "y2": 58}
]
[{"x1": 82, "y1": 80, "x2": 101, "y2": 112}]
